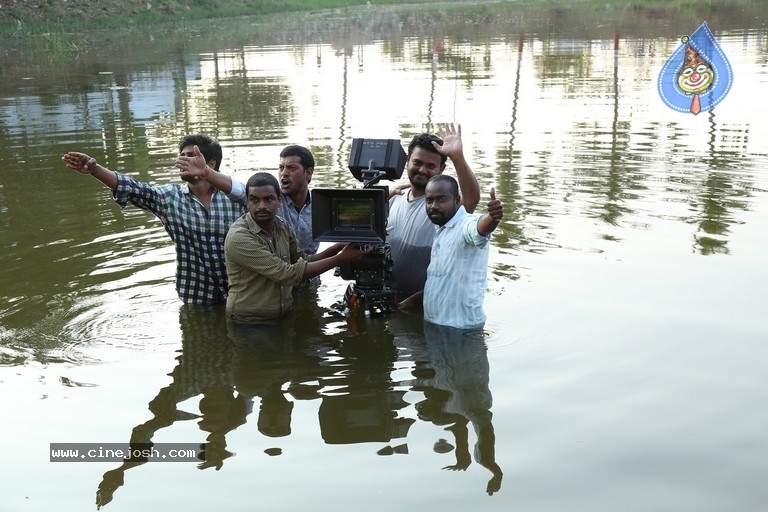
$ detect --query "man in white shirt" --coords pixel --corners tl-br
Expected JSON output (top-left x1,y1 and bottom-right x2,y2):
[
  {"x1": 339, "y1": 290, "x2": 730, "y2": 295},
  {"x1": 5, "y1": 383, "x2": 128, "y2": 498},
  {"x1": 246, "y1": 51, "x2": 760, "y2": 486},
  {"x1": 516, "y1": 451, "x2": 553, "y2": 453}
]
[{"x1": 398, "y1": 175, "x2": 503, "y2": 329}]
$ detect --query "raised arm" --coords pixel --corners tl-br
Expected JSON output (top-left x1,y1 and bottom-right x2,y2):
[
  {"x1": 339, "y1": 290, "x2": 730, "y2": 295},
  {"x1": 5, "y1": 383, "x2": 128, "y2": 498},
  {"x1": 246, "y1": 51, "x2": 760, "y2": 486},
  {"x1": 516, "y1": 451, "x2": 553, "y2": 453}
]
[
  {"x1": 62, "y1": 152, "x2": 119, "y2": 190},
  {"x1": 477, "y1": 187, "x2": 503, "y2": 237},
  {"x1": 433, "y1": 123, "x2": 480, "y2": 213},
  {"x1": 175, "y1": 145, "x2": 237, "y2": 196}
]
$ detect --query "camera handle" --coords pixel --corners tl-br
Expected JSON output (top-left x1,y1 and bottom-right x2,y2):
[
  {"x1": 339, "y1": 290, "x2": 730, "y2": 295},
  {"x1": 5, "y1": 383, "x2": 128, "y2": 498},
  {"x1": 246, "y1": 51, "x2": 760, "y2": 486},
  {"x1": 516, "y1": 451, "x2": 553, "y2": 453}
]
[{"x1": 360, "y1": 161, "x2": 387, "y2": 189}]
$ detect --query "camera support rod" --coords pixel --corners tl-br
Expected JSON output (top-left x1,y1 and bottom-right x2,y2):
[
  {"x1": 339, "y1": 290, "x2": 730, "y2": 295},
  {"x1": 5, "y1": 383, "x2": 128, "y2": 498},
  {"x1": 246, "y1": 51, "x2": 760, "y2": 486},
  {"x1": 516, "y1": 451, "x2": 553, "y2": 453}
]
[{"x1": 360, "y1": 161, "x2": 388, "y2": 189}]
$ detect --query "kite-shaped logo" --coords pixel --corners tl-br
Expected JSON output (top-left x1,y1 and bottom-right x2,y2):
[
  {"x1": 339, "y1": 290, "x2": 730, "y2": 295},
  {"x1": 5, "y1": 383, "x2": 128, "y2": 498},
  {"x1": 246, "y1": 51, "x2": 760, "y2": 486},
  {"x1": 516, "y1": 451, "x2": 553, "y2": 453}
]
[{"x1": 657, "y1": 22, "x2": 733, "y2": 115}]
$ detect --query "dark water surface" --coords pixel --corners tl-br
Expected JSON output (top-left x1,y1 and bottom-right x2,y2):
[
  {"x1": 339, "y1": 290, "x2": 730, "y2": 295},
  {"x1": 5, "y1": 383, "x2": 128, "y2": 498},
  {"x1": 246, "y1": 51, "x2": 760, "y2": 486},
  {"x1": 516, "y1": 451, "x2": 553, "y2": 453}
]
[{"x1": 2, "y1": 3, "x2": 767, "y2": 511}]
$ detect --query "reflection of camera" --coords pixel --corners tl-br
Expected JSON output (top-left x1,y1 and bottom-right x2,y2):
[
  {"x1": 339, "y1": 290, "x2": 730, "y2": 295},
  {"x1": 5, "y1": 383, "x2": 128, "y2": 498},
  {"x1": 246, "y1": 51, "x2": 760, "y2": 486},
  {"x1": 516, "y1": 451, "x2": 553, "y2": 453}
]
[
  {"x1": 319, "y1": 392, "x2": 414, "y2": 444},
  {"x1": 312, "y1": 138, "x2": 406, "y2": 317}
]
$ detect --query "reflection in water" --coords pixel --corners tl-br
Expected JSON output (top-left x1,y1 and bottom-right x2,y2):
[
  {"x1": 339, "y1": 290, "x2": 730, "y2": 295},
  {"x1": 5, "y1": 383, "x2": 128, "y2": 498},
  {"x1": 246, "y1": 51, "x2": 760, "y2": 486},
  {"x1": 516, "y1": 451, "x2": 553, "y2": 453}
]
[
  {"x1": 604, "y1": 32, "x2": 628, "y2": 229},
  {"x1": 97, "y1": 287, "x2": 503, "y2": 502},
  {"x1": 690, "y1": 109, "x2": 750, "y2": 255},
  {"x1": 492, "y1": 33, "x2": 525, "y2": 264},
  {"x1": 336, "y1": 45, "x2": 351, "y2": 176},
  {"x1": 95, "y1": 306, "x2": 243, "y2": 509},
  {"x1": 412, "y1": 322, "x2": 503, "y2": 496},
  {"x1": 238, "y1": 284, "x2": 415, "y2": 447},
  {"x1": 229, "y1": 309, "x2": 316, "y2": 444},
  {"x1": 426, "y1": 38, "x2": 442, "y2": 128},
  {"x1": 319, "y1": 316, "x2": 412, "y2": 447},
  {"x1": 229, "y1": 286, "x2": 414, "y2": 450}
]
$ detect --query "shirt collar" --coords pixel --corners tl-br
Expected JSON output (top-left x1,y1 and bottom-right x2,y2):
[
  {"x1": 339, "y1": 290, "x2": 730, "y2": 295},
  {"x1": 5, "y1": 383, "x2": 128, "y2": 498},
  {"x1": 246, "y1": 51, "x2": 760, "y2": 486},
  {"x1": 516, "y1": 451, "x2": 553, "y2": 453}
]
[
  {"x1": 284, "y1": 190, "x2": 312, "y2": 208},
  {"x1": 182, "y1": 183, "x2": 220, "y2": 197},
  {"x1": 245, "y1": 212, "x2": 286, "y2": 233},
  {"x1": 442, "y1": 205, "x2": 467, "y2": 229}
]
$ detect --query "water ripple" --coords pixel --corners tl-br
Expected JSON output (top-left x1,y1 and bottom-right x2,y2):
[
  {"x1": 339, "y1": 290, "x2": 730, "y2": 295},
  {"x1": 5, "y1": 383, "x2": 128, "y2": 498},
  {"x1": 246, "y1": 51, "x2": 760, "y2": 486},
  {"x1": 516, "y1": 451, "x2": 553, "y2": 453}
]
[
  {"x1": 1, "y1": 287, "x2": 181, "y2": 367},
  {"x1": 62, "y1": 293, "x2": 182, "y2": 352},
  {"x1": 482, "y1": 318, "x2": 531, "y2": 355}
]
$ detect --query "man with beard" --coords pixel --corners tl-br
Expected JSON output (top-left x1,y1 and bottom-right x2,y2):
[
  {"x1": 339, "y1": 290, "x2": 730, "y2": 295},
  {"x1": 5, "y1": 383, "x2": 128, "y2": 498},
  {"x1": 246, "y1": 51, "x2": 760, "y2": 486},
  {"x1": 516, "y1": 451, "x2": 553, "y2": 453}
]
[
  {"x1": 177, "y1": 144, "x2": 318, "y2": 256},
  {"x1": 61, "y1": 134, "x2": 245, "y2": 305},
  {"x1": 387, "y1": 124, "x2": 480, "y2": 298},
  {"x1": 399, "y1": 175, "x2": 504, "y2": 329}
]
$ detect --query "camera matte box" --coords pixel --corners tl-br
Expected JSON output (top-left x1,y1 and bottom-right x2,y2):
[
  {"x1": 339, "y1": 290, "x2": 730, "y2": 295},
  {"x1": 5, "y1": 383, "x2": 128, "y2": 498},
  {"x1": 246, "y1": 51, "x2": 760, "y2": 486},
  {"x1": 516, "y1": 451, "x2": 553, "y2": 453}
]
[
  {"x1": 312, "y1": 187, "x2": 389, "y2": 243},
  {"x1": 348, "y1": 138, "x2": 406, "y2": 181}
]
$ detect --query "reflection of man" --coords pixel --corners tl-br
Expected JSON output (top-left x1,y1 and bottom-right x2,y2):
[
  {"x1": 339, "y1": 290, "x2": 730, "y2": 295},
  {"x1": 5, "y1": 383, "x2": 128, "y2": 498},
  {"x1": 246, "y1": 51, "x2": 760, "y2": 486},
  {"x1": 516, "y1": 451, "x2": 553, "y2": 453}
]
[
  {"x1": 95, "y1": 307, "x2": 245, "y2": 509},
  {"x1": 229, "y1": 319, "x2": 299, "y2": 441},
  {"x1": 224, "y1": 172, "x2": 368, "y2": 325},
  {"x1": 387, "y1": 124, "x2": 480, "y2": 297},
  {"x1": 399, "y1": 176, "x2": 504, "y2": 329},
  {"x1": 414, "y1": 321, "x2": 503, "y2": 496},
  {"x1": 62, "y1": 134, "x2": 245, "y2": 305}
]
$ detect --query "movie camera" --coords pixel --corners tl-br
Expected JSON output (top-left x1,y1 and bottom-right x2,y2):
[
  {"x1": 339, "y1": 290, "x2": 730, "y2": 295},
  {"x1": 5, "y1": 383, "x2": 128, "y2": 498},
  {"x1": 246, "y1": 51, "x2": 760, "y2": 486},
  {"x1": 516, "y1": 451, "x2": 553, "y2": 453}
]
[{"x1": 312, "y1": 138, "x2": 406, "y2": 317}]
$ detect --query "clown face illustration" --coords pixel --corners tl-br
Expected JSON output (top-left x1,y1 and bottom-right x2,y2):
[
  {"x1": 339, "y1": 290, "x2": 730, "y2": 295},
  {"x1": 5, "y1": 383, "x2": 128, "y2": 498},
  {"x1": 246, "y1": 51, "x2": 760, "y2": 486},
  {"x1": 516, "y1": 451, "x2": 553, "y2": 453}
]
[
  {"x1": 677, "y1": 42, "x2": 715, "y2": 115},
  {"x1": 678, "y1": 60, "x2": 714, "y2": 94}
]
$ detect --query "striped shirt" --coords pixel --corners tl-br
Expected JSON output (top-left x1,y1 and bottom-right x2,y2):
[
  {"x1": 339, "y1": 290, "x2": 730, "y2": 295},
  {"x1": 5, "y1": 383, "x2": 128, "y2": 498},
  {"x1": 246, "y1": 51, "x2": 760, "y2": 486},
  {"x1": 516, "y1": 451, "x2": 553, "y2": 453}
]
[
  {"x1": 423, "y1": 206, "x2": 491, "y2": 329},
  {"x1": 113, "y1": 173, "x2": 246, "y2": 305}
]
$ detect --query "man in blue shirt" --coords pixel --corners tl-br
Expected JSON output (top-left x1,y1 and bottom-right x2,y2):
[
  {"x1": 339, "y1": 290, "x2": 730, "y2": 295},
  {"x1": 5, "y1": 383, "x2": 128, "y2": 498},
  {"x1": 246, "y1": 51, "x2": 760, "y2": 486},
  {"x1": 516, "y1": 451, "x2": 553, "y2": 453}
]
[
  {"x1": 398, "y1": 175, "x2": 503, "y2": 329},
  {"x1": 62, "y1": 134, "x2": 245, "y2": 305}
]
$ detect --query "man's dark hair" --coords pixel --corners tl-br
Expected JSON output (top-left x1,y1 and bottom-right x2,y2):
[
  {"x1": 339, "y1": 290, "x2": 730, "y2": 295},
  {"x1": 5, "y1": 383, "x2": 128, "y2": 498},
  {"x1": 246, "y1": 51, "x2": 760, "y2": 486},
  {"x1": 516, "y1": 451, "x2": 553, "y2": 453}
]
[
  {"x1": 179, "y1": 134, "x2": 223, "y2": 170},
  {"x1": 427, "y1": 174, "x2": 459, "y2": 199},
  {"x1": 280, "y1": 145, "x2": 315, "y2": 170},
  {"x1": 407, "y1": 133, "x2": 447, "y2": 165},
  {"x1": 246, "y1": 172, "x2": 281, "y2": 197}
]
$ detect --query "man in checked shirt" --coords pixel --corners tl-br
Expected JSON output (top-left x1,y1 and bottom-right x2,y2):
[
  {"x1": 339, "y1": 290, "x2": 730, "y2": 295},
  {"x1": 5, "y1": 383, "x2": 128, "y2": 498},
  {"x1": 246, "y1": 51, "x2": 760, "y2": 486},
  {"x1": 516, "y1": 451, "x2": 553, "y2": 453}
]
[{"x1": 61, "y1": 134, "x2": 245, "y2": 306}]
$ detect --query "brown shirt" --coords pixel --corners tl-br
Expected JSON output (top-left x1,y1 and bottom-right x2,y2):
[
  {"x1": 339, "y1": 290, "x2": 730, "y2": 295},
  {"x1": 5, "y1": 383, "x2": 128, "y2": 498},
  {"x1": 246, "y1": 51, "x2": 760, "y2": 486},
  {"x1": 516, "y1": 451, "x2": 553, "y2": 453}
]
[{"x1": 224, "y1": 213, "x2": 308, "y2": 324}]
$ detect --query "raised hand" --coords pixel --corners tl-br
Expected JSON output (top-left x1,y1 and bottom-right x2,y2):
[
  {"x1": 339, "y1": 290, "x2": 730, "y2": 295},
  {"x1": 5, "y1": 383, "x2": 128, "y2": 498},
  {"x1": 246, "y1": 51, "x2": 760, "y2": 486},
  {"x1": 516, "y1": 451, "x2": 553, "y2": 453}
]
[
  {"x1": 175, "y1": 145, "x2": 207, "y2": 178},
  {"x1": 487, "y1": 187, "x2": 503, "y2": 221},
  {"x1": 62, "y1": 152, "x2": 97, "y2": 175},
  {"x1": 389, "y1": 181, "x2": 411, "y2": 198},
  {"x1": 432, "y1": 123, "x2": 463, "y2": 160}
]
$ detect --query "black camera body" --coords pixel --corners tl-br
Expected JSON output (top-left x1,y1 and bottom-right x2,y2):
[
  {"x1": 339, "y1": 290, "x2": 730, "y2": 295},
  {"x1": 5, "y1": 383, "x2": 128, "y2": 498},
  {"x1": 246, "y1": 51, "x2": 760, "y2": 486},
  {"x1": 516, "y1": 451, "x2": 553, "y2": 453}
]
[{"x1": 312, "y1": 138, "x2": 406, "y2": 317}]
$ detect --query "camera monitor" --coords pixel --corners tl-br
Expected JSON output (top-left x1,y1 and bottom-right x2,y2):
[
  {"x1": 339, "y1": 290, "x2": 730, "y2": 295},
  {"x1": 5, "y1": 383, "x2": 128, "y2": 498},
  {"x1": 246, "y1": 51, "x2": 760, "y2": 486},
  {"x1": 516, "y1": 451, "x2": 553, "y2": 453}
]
[
  {"x1": 348, "y1": 138, "x2": 406, "y2": 182},
  {"x1": 312, "y1": 187, "x2": 388, "y2": 243}
]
